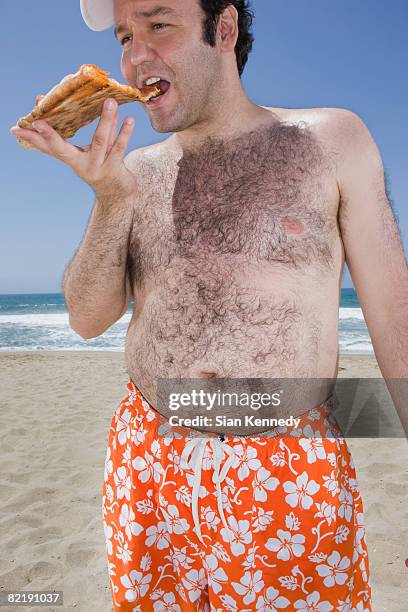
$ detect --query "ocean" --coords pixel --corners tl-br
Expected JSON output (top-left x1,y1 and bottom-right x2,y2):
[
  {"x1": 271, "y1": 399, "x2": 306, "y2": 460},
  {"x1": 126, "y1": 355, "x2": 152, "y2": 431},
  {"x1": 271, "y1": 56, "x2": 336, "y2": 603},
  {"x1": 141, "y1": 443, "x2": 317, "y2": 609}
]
[{"x1": 0, "y1": 289, "x2": 372, "y2": 353}]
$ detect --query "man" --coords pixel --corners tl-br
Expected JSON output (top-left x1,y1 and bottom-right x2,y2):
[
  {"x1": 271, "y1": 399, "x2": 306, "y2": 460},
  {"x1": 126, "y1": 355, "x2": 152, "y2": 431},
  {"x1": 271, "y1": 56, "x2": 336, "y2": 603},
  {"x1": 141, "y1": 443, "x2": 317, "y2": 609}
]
[{"x1": 10, "y1": 0, "x2": 407, "y2": 610}]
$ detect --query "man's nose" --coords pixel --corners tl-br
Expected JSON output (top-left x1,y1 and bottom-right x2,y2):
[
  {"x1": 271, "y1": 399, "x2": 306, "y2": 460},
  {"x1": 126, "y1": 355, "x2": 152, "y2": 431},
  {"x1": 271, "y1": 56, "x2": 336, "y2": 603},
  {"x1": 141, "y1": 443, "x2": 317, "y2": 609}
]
[{"x1": 130, "y1": 38, "x2": 155, "y2": 66}]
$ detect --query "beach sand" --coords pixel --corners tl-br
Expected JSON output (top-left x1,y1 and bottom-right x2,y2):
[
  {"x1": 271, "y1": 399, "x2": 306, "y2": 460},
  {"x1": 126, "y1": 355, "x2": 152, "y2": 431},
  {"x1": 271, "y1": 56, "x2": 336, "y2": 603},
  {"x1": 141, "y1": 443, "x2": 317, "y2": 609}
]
[{"x1": 0, "y1": 352, "x2": 406, "y2": 611}]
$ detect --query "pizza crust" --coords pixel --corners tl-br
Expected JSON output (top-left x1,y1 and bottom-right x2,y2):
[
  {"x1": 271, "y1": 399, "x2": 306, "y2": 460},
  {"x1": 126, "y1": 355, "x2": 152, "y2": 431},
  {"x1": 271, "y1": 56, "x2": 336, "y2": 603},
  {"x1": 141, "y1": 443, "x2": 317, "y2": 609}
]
[{"x1": 16, "y1": 64, "x2": 160, "y2": 150}]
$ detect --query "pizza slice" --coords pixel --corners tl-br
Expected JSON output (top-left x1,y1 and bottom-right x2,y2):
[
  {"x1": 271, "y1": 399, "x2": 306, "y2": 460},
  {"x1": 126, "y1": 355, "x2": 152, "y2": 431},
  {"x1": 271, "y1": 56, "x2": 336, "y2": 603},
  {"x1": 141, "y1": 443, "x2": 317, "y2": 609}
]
[{"x1": 15, "y1": 64, "x2": 160, "y2": 150}]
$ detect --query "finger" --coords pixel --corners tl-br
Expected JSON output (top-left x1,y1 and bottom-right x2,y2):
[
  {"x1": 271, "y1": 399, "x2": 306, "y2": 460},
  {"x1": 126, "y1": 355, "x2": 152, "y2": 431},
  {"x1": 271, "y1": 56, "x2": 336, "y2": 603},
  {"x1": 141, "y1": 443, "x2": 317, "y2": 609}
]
[
  {"x1": 90, "y1": 98, "x2": 118, "y2": 165},
  {"x1": 107, "y1": 111, "x2": 119, "y2": 151},
  {"x1": 11, "y1": 122, "x2": 80, "y2": 165},
  {"x1": 105, "y1": 117, "x2": 135, "y2": 165},
  {"x1": 10, "y1": 126, "x2": 48, "y2": 152},
  {"x1": 10, "y1": 125, "x2": 48, "y2": 154}
]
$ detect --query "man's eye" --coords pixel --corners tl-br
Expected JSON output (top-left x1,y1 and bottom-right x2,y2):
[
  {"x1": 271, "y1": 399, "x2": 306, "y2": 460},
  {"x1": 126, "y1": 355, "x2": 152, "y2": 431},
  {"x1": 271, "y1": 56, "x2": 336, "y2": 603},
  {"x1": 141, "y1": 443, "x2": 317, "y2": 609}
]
[{"x1": 120, "y1": 24, "x2": 168, "y2": 45}]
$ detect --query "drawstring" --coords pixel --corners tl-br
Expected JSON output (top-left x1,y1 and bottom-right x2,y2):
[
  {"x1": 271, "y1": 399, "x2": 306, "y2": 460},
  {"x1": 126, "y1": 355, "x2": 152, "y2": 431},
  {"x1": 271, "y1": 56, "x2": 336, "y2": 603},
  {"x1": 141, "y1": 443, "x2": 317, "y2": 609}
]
[{"x1": 180, "y1": 436, "x2": 235, "y2": 545}]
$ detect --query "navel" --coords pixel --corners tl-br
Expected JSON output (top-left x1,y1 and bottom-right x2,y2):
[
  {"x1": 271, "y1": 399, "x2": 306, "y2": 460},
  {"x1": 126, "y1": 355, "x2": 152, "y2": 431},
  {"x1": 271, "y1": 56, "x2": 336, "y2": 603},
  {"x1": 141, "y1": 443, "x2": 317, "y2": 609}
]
[{"x1": 195, "y1": 371, "x2": 218, "y2": 378}]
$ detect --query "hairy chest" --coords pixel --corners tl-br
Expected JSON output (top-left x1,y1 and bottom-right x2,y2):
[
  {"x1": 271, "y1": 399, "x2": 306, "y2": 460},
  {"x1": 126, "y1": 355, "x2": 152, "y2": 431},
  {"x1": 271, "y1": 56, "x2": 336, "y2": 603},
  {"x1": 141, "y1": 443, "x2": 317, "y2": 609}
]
[{"x1": 128, "y1": 122, "x2": 340, "y2": 291}]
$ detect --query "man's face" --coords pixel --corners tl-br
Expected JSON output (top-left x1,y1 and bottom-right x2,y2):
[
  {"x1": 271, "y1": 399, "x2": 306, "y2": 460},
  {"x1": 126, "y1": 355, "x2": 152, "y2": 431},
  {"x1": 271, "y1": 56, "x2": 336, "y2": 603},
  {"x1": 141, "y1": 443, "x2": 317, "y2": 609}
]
[{"x1": 114, "y1": 0, "x2": 222, "y2": 133}]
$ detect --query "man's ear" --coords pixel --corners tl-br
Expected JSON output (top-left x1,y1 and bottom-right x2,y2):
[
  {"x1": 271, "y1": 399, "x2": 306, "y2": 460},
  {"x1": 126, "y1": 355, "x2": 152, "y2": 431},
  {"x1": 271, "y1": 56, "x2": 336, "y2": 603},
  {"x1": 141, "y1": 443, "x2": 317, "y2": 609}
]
[{"x1": 217, "y1": 5, "x2": 239, "y2": 52}]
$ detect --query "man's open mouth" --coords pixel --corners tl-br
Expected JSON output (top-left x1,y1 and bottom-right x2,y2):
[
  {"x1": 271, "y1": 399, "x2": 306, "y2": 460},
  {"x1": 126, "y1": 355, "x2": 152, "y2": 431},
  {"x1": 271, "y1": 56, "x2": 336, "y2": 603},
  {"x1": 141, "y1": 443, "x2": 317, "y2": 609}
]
[
  {"x1": 141, "y1": 78, "x2": 171, "y2": 103},
  {"x1": 146, "y1": 80, "x2": 170, "y2": 108}
]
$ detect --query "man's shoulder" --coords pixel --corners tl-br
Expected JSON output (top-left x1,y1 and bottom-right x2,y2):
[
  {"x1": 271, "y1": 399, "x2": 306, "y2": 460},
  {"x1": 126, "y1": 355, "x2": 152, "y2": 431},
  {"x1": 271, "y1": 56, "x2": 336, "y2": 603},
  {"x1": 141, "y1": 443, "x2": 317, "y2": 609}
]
[
  {"x1": 265, "y1": 106, "x2": 373, "y2": 168},
  {"x1": 263, "y1": 105, "x2": 365, "y2": 137},
  {"x1": 124, "y1": 137, "x2": 174, "y2": 169}
]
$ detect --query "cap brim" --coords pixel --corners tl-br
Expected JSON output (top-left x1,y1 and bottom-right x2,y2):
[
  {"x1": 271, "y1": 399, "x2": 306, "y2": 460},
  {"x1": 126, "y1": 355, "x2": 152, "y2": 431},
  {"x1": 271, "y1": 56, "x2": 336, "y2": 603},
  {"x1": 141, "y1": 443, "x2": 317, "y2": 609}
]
[{"x1": 80, "y1": 0, "x2": 114, "y2": 31}]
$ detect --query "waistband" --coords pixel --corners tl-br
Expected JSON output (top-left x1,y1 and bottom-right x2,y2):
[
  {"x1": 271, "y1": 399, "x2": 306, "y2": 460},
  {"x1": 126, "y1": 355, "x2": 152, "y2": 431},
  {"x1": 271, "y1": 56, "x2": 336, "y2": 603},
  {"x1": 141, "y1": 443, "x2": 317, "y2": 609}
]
[{"x1": 126, "y1": 378, "x2": 337, "y2": 443}]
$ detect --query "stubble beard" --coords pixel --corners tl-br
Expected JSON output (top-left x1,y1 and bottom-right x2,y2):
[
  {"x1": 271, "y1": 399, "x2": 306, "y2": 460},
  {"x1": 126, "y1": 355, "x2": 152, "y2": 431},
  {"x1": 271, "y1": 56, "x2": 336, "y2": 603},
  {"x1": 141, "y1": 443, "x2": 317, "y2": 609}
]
[
  {"x1": 147, "y1": 86, "x2": 211, "y2": 134},
  {"x1": 149, "y1": 46, "x2": 220, "y2": 134},
  {"x1": 148, "y1": 94, "x2": 190, "y2": 134}
]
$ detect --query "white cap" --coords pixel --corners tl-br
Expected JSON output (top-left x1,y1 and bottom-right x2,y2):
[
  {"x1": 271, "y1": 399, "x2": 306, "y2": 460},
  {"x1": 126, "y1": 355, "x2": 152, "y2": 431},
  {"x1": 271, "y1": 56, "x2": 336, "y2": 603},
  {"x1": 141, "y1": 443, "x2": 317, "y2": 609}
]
[{"x1": 80, "y1": 0, "x2": 114, "y2": 31}]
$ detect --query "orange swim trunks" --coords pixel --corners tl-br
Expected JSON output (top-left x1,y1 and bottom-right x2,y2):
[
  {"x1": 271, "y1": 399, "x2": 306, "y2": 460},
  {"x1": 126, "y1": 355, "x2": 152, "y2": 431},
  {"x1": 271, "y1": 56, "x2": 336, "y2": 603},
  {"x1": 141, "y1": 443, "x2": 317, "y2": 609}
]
[{"x1": 102, "y1": 380, "x2": 372, "y2": 611}]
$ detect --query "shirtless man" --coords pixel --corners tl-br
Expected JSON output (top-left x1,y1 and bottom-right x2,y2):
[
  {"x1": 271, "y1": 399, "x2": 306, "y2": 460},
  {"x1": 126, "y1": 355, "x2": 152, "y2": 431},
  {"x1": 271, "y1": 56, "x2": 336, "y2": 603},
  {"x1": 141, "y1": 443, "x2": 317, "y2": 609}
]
[{"x1": 11, "y1": 0, "x2": 407, "y2": 609}]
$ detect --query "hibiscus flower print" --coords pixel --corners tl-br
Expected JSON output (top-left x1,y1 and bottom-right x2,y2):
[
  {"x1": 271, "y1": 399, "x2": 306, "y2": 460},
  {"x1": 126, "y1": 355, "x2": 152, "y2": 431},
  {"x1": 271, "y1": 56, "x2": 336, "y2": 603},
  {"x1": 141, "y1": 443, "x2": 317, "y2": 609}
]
[
  {"x1": 338, "y1": 485, "x2": 353, "y2": 522},
  {"x1": 202, "y1": 504, "x2": 221, "y2": 532},
  {"x1": 294, "y1": 589, "x2": 334, "y2": 611},
  {"x1": 160, "y1": 504, "x2": 190, "y2": 535},
  {"x1": 103, "y1": 521, "x2": 113, "y2": 556},
  {"x1": 316, "y1": 551, "x2": 351, "y2": 587},
  {"x1": 153, "y1": 591, "x2": 181, "y2": 611},
  {"x1": 256, "y1": 585, "x2": 290, "y2": 610},
  {"x1": 145, "y1": 523, "x2": 172, "y2": 550},
  {"x1": 120, "y1": 569, "x2": 152, "y2": 602},
  {"x1": 232, "y1": 569, "x2": 264, "y2": 605},
  {"x1": 203, "y1": 554, "x2": 229, "y2": 594},
  {"x1": 116, "y1": 409, "x2": 133, "y2": 445},
  {"x1": 283, "y1": 471, "x2": 320, "y2": 509},
  {"x1": 119, "y1": 504, "x2": 144, "y2": 541},
  {"x1": 232, "y1": 444, "x2": 262, "y2": 481},
  {"x1": 132, "y1": 451, "x2": 164, "y2": 484},
  {"x1": 265, "y1": 529, "x2": 305, "y2": 561},
  {"x1": 253, "y1": 466, "x2": 280, "y2": 502},
  {"x1": 104, "y1": 446, "x2": 113, "y2": 482},
  {"x1": 299, "y1": 432, "x2": 327, "y2": 463},
  {"x1": 221, "y1": 516, "x2": 253, "y2": 556},
  {"x1": 113, "y1": 466, "x2": 131, "y2": 501},
  {"x1": 181, "y1": 568, "x2": 207, "y2": 603}
]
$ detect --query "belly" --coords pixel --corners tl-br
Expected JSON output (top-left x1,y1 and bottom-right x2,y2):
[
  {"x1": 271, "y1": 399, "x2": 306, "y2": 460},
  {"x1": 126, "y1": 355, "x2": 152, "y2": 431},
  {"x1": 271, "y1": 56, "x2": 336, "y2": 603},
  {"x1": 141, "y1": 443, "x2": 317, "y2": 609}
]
[{"x1": 125, "y1": 257, "x2": 340, "y2": 414}]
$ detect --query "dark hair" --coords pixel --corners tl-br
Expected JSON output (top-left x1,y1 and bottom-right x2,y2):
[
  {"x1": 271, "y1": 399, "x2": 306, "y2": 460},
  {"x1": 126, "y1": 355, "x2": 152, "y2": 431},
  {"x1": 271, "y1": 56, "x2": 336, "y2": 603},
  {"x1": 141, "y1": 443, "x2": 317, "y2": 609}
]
[{"x1": 199, "y1": 0, "x2": 254, "y2": 77}]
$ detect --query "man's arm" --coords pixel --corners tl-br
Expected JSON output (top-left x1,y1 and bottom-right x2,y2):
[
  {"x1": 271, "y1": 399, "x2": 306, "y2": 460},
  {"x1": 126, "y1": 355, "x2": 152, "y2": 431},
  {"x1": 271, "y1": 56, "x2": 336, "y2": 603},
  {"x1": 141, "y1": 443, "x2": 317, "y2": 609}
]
[
  {"x1": 10, "y1": 97, "x2": 140, "y2": 340},
  {"x1": 334, "y1": 109, "x2": 408, "y2": 429},
  {"x1": 62, "y1": 191, "x2": 134, "y2": 339}
]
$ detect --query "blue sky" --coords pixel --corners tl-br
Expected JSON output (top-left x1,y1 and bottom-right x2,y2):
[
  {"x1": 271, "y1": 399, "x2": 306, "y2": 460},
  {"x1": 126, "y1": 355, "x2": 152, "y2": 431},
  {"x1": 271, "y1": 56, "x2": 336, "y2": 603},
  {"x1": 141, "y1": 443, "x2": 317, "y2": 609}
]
[{"x1": 2, "y1": 0, "x2": 407, "y2": 293}]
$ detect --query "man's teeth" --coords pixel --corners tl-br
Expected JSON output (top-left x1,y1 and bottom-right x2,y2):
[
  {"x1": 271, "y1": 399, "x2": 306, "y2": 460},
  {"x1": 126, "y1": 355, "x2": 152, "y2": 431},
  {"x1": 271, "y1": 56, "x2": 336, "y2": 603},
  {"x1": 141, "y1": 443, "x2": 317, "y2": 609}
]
[{"x1": 145, "y1": 77, "x2": 161, "y2": 86}]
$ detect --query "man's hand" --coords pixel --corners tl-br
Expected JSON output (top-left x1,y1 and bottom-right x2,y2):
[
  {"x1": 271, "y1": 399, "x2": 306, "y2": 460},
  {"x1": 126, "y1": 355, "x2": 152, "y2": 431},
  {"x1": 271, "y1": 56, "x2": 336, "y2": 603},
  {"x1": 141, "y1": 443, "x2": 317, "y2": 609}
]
[{"x1": 10, "y1": 98, "x2": 136, "y2": 200}]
